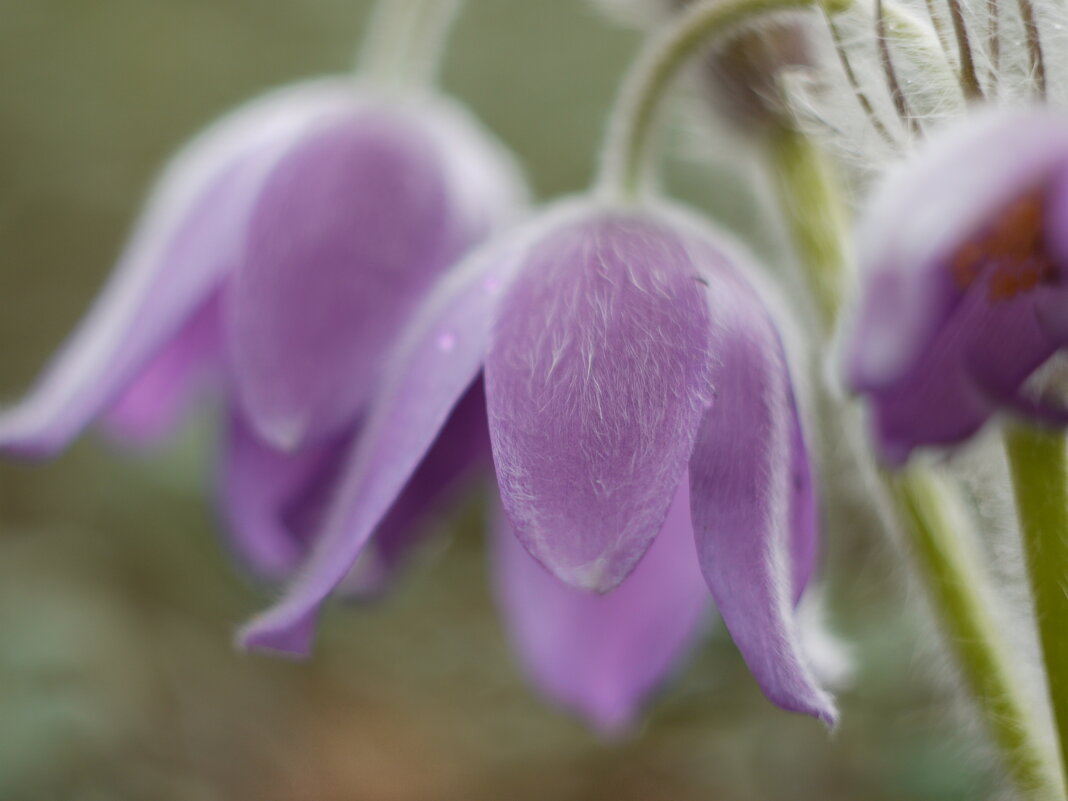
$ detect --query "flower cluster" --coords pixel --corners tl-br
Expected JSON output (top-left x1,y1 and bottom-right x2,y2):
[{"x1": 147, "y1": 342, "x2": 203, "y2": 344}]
[
  {"x1": 12, "y1": 0, "x2": 1068, "y2": 759},
  {"x1": 0, "y1": 14, "x2": 840, "y2": 731}
]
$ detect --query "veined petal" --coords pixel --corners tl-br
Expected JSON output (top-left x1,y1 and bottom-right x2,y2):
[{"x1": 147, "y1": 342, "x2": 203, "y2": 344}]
[
  {"x1": 493, "y1": 479, "x2": 711, "y2": 733},
  {"x1": 686, "y1": 229, "x2": 835, "y2": 725},
  {"x1": 103, "y1": 291, "x2": 223, "y2": 445},
  {"x1": 238, "y1": 235, "x2": 523, "y2": 655},
  {"x1": 230, "y1": 95, "x2": 525, "y2": 449},
  {"x1": 847, "y1": 109, "x2": 1068, "y2": 392},
  {"x1": 0, "y1": 78, "x2": 359, "y2": 457},
  {"x1": 486, "y1": 209, "x2": 713, "y2": 592}
]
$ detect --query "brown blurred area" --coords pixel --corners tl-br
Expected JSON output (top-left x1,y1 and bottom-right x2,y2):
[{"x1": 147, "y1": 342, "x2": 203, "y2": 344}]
[{"x1": 0, "y1": 1, "x2": 996, "y2": 799}]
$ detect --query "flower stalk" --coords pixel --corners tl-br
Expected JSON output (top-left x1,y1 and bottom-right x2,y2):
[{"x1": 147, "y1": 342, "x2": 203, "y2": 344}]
[
  {"x1": 597, "y1": 3, "x2": 1063, "y2": 790},
  {"x1": 767, "y1": 125, "x2": 849, "y2": 332},
  {"x1": 776, "y1": 123, "x2": 1063, "y2": 798},
  {"x1": 358, "y1": 0, "x2": 462, "y2": 87},
  {"x1": 598, "y1": 0, "x2": 829, "y2": 201},
  {"x1": 1005, "y1": 423, "x2": 1068, "y2": 791},
  {"x1": 781, "y1": 141, "x2": 1064, "y2": 796},
  {"x1": 890, "y1": 468, "x2": 1063, "y2": 799}
]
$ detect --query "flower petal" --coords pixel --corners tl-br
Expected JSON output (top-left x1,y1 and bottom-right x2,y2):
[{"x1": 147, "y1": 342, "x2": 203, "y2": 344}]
[
  {"x1": 493, "y1": 479, "x2": 711, "y2": 733},
  {"x1": 229, "y1": 97, "x2": 525, "y2": 449},
  {"x1": 687, "y1": 238, "x2": 835, "y2": 725},
  {"x1": 218, "y1": 410, "x2": 348, "y2": 580},
  {"x1": 238, "y1": 236, "x2": 522, "y2": 655},
  {"x1": 366, "y1": 381, "x2": 492, "y2": 579},
  {"x1": 220, "y1": 382, "x2": 490, "y2": 598},
  {"x1": 787, "y1": 395, "x2": 819, "y2": 603},
  {"x1": 102, "y1": 291, "x2": 223, "y2": 445},
  {"x1": 847, "y1": 109, "x2": 1068, "y2": 392},
  {"x1": 0, "y1": 79, "x2": 358, "y2": 457},
  {"x1": 865, "y1": 274, "x2": 1059, "y2": 464},
  {"x1": 486, "y1": 210, "x2": 713, "y2": 592}
]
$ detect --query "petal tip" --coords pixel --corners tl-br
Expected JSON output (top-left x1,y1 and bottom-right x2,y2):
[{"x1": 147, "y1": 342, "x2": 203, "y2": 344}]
[
  {"x1": 0, "y1": 408, "x2": 62, "y2": 459},
  {"x1": 532, "y1": 549, "x2": 632, "y2": 594},
  {"x1": 766, "y1": 683, "x2": 839, "y2": 729},
  {"x1": 236, "y1": 611, "x2": 316, "y2": 657}
]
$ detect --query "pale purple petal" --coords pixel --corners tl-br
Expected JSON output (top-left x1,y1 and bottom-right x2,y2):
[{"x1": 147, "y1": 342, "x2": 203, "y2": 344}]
[
  {"x1": 847, "y1": 109, "x2": 1068, "y2": 392},
  {"x1": 687, "y1": 233, "x2": 835, "y2": 725},
  {"x1": 218, "y1": 410, "x2": 349, "y2": 580},
  {"x1": 788, "y1": 397, "x2": 819, "y2": 603},
  {"x1": 238, "y1": 236, "x2": 522, "y2": 655},
  {"x1": 486, "y1": 211, "x2": 713, "y2": 592},
  {"x1": 219, "y1": 385, "x2": 488, "y2": 595},
  {"x1": 0, "y1": 79, "x2": 359, "y2": 457},
  {"x1": 103, "y1": 292, "x2": 223, "y2": 445},
  {"x1": 229, "y1": 98, "x2": 525, "y2": 449},
  {"x1": 494, "y1": 479, "x2": 711, "y2": 733},
  {"x1": 368, "y1": 381, "x2": 492, "y2": 576}
]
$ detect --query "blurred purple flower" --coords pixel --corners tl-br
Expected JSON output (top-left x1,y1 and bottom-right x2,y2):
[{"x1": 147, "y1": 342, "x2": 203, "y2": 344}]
[
  {"x1": 0, "y1": 77, "x2": 525, "y2": 586},
  {"x1": 844, "y1": 109, "x2": 1068, "y2": 464},
  {"x1": 240, "y1": 201, "x2": 836, "y2": 726}
]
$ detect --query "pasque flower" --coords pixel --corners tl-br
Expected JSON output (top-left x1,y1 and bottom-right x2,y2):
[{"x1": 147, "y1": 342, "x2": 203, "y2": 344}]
[
  {"x1": 0, "y1": 75, "x2": 525, "y2": 584},
  {"x1": 844, "y1": 109, "x2": 1068, "y2": 464},
  {"x1": 240, "y1": 200, "x2": 836, "y2": 725}
]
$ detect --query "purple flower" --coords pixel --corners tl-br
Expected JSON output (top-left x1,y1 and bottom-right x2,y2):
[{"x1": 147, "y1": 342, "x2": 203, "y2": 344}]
[
  {"x1": 844, "y1": 109, "x2": 1068, "y2": 464},
  {"x1": 492, "y1": 480, "x2": 712, "y2": 733},
  {"x1": 240, "y1": 201, "x2": 836, "y2": 725},
  {"x1": 0, "y1": 77, "x2": 525, "y2": 586}
]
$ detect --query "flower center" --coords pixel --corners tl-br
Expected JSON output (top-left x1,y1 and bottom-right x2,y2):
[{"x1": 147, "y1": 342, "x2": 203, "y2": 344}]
[{"x1": 951, "y1": 187, "x2": 1059, "y2": 301}]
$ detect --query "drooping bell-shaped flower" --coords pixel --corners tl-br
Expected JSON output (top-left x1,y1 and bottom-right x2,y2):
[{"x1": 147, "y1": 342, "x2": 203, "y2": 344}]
[
  {"x1": 493, "y1": 480, "x2": 712, "y2": 732},
  {"x1": 0, "y1": 75, "x2": 526, "y2": 589},
  {"x1": 240, "y1": 200, "x2": 836, "y2": 725},
  {"x1": 844, "y1": 109, "x2": 1068, "y2": 464}
]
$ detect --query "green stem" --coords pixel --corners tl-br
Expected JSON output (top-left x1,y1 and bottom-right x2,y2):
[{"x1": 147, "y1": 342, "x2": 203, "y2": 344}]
[
  {"x1": 358, "y1": 0, "x2": 462, "y2": 88},
  {"x1": 598, "y1": 0, "x2": 827, "y2": 200},
  {"x1": 767, "y1": 125, "x2": 848, "y2": 333},
  {"x1": 890, "y1": 468, "x2": 1063, "y2": 799},
  {"x1": 771, "y1": 124, "x2": 1062, "y2": 798},
  {"x1": 1005, "y1": 423, "x2": 1068, "y2": 791}
]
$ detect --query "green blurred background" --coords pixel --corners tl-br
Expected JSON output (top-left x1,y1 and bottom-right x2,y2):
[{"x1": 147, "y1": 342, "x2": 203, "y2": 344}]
[{"x1": 0, "y1": 1, "x2": 997, "y2": 798}]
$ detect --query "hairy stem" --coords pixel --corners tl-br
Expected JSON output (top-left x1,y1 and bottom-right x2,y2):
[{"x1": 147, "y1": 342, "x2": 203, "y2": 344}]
[
  {"x1": 946, "y1": 0, "x2": 985, "y2": 100},
  {"x1": 874, "y1": 0, "x2": 919, "y2": 136},
  {"x1": 771, "y1": 124, "x2": 1062, "y2": 799},
  {"x1": 890, "y1": 469, "x2": 1063, "y2": 800},
  {"x1": 820, "y1": 6, "x2": 899, "y2": 147},
  {"x1": 358, "y1": 0, "x2": 462, "y2": 87},
  {"x1": 1016, "y1": 0, "x2": 1048, "y2": 99},
  {"x1": 767, "y1": 125, "x2": 849, "y2": 330},
  {"x1": 1005, "y1": 424, "x2": 1068, "y2": 791},
  {"x1": 598, "y1": 0, "x2": 827, "y2": 200}
]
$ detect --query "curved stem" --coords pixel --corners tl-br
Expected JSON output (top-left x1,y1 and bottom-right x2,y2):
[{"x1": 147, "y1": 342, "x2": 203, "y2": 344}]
[
  {"x1": 767, "y1": 125, "x2": 849, "y2": 331},
  {"x1": 820, "y1": 7, "x2": 899, "y2": 148},
  {"x1": 890, "y1": 468, "x2": 1063, "y2": 800},
  {"x1": 358, "y1": 0, "x2": 462, "y2": 88},
  {"x1": 597, "y1": 0, "x2": 823, "y2": 201},
  {"x1": 1005, "y1": 424, "x2": 1068, "y2": 791},
  {"x1": 946, "y1": 0, "x2": 985, "y2": 100},
  {"x1": 875, "y1": 0, "x2": 920, "y2": 136},
  {"x1": 1016, "y1": 0, "x2": 1048, "y2": 99}
]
